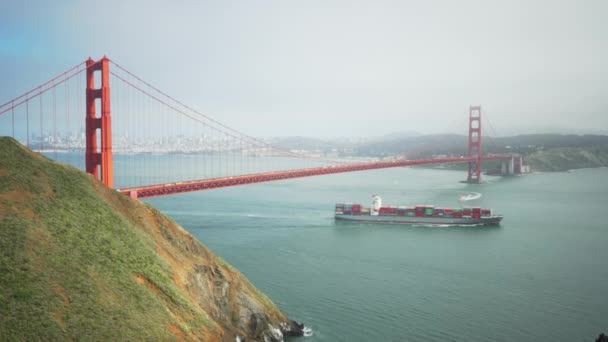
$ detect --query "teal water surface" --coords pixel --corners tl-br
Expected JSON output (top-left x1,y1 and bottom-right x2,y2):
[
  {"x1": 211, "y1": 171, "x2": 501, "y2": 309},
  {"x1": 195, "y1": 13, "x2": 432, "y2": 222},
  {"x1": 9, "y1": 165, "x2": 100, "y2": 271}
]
[{"x1": 144, "y1": 166, "x2": 608, "y2": 341}]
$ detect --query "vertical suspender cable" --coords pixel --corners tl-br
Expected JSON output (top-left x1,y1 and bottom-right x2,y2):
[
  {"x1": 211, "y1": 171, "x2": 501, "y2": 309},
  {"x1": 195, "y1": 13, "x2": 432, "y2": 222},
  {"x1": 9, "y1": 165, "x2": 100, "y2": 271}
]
[
  {"x1": 53, "y1": 87, "x2": 57, "y2": 160},
  {"x1": 216, "y1": 128, "x2": 220, "y2": 178},
  {"x1": 26, "y1": 100, "x2": 29, "y2": 147},
  {"x1": 137, "y1": 81, "x2": 142, "y2": 185},
  {"x1": 217, "y1": 128, "x2": 220, "y2": 177},
  {"x1": 40, "y1": 94, "x2": 44, "y2": 151},
  {"x1": 66, "y1": 80, "x2": 70, "y2": 138},
  {"x1": 207, "y1": 123, "x2": 210, "y2": 179},
  {"x1": 139, "y1": 82, "x2": 143, "y2": 184},
  {"x1": 11, "y1": 101, "x2": 15, "y2": 138}
]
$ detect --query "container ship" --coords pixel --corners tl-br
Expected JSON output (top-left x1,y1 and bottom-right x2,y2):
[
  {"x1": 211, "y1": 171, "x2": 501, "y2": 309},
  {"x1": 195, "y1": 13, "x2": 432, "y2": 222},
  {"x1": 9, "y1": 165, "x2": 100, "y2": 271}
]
[{"x1": 335, "y1": 195, "x2": 503, "y2": 226}]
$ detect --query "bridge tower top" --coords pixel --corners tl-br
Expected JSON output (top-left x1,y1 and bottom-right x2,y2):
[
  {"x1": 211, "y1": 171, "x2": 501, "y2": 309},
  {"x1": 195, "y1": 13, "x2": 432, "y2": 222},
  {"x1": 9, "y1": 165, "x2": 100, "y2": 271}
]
[
  {"x1": 85, "y1": 57, "x2": 114, "y2": 188},
  {"x1": 467, "y1": 105, "x2": 482, "y2": 183}
]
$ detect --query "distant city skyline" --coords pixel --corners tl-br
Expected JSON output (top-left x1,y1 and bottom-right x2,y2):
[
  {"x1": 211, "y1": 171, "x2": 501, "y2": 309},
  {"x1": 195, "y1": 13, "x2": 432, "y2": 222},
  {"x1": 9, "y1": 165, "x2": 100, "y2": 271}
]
[{"x1": 1, "y1": 0, "x2": 607, "y2": 138}]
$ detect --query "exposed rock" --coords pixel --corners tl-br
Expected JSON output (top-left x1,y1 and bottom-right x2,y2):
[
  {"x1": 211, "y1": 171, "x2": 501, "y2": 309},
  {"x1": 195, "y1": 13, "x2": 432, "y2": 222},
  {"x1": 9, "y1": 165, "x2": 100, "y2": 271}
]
[{"x1": 280, "y1": 320, "x2": 305, "y2": 337}]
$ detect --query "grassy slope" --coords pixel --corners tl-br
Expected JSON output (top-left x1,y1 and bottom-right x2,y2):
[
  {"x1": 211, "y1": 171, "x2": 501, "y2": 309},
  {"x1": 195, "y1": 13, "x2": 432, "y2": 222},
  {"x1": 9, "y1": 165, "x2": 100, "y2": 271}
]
[{"x1": 0, "y1": 137, "x2": 286, "y2": 341}]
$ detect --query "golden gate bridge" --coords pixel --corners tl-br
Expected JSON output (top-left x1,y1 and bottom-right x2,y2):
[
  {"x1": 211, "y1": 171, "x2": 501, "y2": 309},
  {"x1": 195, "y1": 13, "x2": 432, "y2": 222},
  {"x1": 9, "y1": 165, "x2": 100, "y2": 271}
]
[{"x1": 0, "y1": 57, "x2": 522, "y2": 199}]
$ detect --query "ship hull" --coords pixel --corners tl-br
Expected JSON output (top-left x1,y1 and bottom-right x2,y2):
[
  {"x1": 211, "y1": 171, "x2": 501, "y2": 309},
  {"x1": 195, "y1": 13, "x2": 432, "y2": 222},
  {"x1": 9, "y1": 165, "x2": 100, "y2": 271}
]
[{"x1": 335, "y1": 214, "x2": 503, "y2": 226}]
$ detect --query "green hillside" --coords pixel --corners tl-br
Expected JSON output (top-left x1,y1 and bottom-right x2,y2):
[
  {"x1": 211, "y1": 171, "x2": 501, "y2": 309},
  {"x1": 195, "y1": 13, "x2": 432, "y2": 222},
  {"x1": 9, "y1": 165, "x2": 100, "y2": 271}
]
[
  {"x1": 0, "y1": 137, "x2": 300, "y2": 341},
  {"x1": 526, "y1": 145, "x2": 608, "y2": 171},
  {"x1": 353, "y1": 133, "x2": 608, "y2": 158}
]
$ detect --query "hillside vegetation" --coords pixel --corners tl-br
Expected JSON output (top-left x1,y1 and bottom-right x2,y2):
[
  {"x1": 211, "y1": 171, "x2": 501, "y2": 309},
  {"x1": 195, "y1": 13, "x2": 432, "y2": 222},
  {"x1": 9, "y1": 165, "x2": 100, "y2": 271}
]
[
  {"x1": 349, "y1": 133, "x2": 608, "y2": 172},
  {"x1": 353, "y1": 134, "x2": 608, "y2": 158},
  {"x1": 526, "y1": 145, "x2": 608, "y2": 172},
  {"x1": 0, "y1": 137, "x2": 300, "y2": 341}
]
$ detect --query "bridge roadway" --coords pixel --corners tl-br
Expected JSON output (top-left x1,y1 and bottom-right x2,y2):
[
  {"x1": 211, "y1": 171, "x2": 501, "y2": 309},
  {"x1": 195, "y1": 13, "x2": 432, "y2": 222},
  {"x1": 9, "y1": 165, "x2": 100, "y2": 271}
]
[{"x1": 119, "y1": 155, "x2": 513, "y2": 199}]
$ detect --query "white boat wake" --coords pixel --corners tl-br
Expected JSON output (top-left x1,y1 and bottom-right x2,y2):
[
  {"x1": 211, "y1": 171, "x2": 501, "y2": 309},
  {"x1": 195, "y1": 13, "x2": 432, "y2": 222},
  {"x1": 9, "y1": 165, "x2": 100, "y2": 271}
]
[
  {"x1": 458, "y1": 191, "x2": 482, "y2": 201},
  {"x1": 302, "y1": 326, "x2": 314, "y2": 337}
]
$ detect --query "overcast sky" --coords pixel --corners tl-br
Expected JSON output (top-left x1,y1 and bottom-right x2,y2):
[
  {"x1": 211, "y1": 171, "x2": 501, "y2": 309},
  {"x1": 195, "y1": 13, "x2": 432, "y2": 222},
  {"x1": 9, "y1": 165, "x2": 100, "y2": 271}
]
[{"x1": 1, "y1": 0, "x2": 607, "y2": 138}]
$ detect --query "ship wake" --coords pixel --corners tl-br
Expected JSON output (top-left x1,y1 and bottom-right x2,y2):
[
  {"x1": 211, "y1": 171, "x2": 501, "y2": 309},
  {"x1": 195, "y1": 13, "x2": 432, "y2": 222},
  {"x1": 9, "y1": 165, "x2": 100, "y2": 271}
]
[
  {"x1": 458, "y1": 191, "x2": 482, "y2": 201},
  {"x1": 302, "y1": 326, "x2": 314, "y2": 337}
]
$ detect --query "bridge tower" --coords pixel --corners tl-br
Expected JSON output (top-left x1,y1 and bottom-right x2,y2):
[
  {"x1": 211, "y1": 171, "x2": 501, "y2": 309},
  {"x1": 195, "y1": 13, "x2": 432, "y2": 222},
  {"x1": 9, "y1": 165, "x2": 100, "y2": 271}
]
[
  {"x1": 85, "y1": 57, "x2": 114, "y2": 188},
  {"x1": 467, "y1": 105, "x2": 482, "y2": 183}
]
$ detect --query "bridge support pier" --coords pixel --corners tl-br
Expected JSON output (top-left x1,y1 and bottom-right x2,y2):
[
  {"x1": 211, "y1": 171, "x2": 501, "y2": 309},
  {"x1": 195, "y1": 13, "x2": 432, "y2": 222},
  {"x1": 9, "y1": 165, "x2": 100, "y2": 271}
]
[
  {"x1": 500, "y1": 157, "x2": 515, "y2": 175},
  {"x1": 513, "y1": 155, "x2": 523, "y2": 174},
  {"x1": 467, "y1": 105, "x2": 482, "y2": 183},
  {"x1": 85, "y1": 57, "x2": 114, "y2": 188}
]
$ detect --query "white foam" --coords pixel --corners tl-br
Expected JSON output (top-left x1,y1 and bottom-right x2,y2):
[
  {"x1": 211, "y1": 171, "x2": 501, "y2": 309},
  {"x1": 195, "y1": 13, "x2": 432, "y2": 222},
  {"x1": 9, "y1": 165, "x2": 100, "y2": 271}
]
[
  {"x1": 303, "y1": 326, "x2": 314, "y2": 337},
  {"x1": 458, "y1": 191, "x2": 482, "y2": 201}
]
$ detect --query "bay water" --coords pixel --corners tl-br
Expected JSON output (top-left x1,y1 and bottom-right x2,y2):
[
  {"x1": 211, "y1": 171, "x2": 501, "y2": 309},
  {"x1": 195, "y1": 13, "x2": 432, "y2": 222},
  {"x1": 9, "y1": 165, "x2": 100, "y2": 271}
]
[{"x1": 138, "y1": 165, "x2": 608, "y2": 341}]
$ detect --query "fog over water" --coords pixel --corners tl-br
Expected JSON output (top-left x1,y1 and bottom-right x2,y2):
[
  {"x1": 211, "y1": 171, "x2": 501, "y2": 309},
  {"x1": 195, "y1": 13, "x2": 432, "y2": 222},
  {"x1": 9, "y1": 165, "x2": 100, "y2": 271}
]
[{"x1": 1, "y1": 0, "x2": 607, "y2": 138}]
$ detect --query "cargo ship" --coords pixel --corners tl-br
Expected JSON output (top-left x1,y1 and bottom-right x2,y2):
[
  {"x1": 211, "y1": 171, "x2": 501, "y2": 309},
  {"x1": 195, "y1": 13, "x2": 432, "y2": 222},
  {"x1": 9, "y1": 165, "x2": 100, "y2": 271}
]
[{"x1": 335, "y1": 195, "x2": 503, "y2": 226}]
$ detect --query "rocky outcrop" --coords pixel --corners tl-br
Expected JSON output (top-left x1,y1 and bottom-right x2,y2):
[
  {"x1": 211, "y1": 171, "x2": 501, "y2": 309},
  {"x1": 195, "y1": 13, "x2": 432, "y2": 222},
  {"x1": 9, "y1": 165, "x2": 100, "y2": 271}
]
[
  {"x1": 97, "y1": 151, "x2": 305, "y2": 341},
  {"x1": 280, "y1": 320, "x2": 306, "y2": 337}
]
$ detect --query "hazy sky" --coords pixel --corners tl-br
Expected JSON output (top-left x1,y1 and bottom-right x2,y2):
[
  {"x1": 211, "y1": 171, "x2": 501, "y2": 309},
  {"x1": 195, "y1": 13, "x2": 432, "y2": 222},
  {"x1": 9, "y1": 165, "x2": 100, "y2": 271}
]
[{"x1": 1, "y1": 0, "x2": 607, "y2": 138}]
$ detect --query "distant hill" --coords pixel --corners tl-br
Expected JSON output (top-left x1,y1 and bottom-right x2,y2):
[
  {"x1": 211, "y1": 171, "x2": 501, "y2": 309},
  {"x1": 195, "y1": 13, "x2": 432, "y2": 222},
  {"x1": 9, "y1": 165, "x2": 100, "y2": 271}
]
[
  {"x1": 267, "y1": 136, "x2": 345, "y2": 151},
  {"x1": 526, "y1": 145, "x2": 608, "y2": 171},
  {"x1": 352, "y1": 133, "x2": 608, "y2": 158},
  {"x1": 266, "y1": 133, "x2": 608, "y2": 172},
  {"x1": 267, "y1": 132, "x2": 421, "y2": 153},
  {"x1": 0, "y1": 137, "x2": 302, "y2": 341}
]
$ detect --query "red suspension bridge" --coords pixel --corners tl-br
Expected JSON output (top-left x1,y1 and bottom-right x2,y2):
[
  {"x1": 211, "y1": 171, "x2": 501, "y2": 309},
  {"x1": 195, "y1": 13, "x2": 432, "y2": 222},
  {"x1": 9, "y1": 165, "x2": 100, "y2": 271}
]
[{"x1": 0, "y1": 57, "x2": 521, "y2": 199}]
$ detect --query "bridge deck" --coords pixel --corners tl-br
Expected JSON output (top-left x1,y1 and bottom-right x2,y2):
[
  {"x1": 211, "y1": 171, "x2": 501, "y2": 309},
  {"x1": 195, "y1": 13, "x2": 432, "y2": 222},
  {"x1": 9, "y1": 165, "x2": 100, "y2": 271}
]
[{"x1": 119, "y1": 155, "x2": 513, "y2": 199}]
